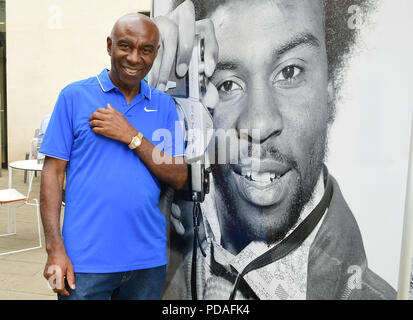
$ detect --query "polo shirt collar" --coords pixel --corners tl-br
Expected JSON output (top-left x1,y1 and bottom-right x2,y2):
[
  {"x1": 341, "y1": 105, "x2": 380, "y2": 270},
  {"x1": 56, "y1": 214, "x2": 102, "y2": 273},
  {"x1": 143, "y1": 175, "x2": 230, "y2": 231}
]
[
  {"x1": 96, "y1": 69, "x2": 152, "y2": 100},
  {"x1": 97, "y1": 69, "x2": 116, "y2": 92},
  {"x1": 140, "y1": 79, "x2": 152, "y2": 101}
]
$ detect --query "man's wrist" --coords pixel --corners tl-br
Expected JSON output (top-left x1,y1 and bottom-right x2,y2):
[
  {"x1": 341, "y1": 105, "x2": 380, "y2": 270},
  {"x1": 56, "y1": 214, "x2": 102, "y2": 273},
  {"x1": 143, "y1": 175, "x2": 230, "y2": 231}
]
[{"x1": 46, "y1": 240, "x2": 66, "y2": 255}]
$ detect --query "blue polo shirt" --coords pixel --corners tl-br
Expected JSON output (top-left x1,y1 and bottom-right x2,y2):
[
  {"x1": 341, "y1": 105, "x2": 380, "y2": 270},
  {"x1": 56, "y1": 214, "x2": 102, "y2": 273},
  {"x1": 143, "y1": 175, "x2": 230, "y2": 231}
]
[{"x1": 40, "y1": 69, "x2": 185, "y2": 273}]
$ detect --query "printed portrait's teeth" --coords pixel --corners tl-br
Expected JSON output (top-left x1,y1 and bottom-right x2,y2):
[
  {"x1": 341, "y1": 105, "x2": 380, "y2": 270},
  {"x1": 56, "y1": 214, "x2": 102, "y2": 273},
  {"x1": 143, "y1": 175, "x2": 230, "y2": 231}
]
[
  {"x1": 240, "y1": 169, "x2": 283, "y2": 184},
  {"x1": 251, "y1": 172, "x2": 271, "y2": 182}
]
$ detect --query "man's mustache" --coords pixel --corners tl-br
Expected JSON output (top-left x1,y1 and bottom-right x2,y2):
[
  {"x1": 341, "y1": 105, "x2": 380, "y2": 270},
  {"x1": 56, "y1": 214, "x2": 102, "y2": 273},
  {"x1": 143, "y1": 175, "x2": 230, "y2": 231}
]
[
  {"x1": 245, "y1": 144, "x2": 298, "y2": 170},
  {"x1": 261, "y1": 146, "x2": 298, "y2": 169}
]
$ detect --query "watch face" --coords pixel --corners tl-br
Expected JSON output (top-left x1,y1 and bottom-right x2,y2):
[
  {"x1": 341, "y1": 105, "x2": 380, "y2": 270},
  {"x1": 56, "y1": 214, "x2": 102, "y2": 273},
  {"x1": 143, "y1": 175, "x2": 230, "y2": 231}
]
[{"x1": 130, "y1": 136, "x2": 141, "y2": 149}]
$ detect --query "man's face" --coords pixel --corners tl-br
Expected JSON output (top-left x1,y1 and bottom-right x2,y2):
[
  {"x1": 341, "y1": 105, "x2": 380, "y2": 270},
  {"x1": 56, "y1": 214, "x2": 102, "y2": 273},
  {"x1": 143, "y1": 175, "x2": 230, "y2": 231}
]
[
  {"x1": 209, "y1": 0, "x2": 333, "y2": 244},
  {"x1": 107, "y1": 18, "x2": 159, "y2": 89}
]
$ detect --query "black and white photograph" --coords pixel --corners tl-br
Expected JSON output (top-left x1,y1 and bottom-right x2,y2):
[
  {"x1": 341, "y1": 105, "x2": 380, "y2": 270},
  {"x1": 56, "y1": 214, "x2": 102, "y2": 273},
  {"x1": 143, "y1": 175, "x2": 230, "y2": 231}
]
[{"x1": 151, "y1": 0, "x2": 413, "y2": 300}]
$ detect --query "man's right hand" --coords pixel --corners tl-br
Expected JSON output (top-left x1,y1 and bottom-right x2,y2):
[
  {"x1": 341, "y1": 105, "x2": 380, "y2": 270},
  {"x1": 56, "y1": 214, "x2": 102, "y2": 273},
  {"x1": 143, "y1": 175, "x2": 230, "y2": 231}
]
[
  {"x1": 150, "y1": 0, "x2": 220, "y2": 109},
  {"x1": 43, "y1": 245, "x2": 75, "y2": 296}
]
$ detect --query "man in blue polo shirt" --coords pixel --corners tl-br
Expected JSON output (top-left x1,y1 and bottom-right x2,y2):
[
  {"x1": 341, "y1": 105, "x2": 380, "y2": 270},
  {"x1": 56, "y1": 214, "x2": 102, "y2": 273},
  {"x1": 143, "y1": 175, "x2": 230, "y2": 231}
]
[{"x1": 39, "y1": 13, "x2": 187, "y2": 300}]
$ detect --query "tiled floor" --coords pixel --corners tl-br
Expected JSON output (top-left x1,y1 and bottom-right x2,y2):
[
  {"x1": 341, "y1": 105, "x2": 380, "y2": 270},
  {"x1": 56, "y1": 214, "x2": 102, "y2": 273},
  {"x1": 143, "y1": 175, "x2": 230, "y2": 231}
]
[{"x1": 0, "y1": 168, "x2": 59, "y2": 300}]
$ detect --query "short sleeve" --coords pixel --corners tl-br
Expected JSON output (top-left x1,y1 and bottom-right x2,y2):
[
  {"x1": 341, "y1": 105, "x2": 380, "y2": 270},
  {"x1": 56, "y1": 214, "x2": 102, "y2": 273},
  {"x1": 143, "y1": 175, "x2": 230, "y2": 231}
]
[
  {"x1": 39, "y1": 89, "x2": 74, "y2": 161},
  {"x1": 163, "y1": 97, "x2": 185, "y2": 157}
]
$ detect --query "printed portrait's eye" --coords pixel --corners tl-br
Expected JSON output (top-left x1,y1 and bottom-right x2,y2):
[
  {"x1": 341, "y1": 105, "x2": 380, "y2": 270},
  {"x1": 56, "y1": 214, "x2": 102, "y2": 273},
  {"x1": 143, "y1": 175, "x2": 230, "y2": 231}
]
[
  {"x1": 217, "y1": 80, "x2": 242, "y2": 94},
  {"x1": 271, "y1": 65, "x2": 306, "y2": 89},
  {"x1": 275, "y1": 65, "x2": 302, "y2": 82}
]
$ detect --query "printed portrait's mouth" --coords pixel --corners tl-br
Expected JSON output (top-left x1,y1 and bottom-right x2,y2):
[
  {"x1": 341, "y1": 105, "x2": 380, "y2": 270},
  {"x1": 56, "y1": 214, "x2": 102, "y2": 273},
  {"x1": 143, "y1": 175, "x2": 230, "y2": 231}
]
[
  {"x1": 228, "y1": 158, "x2": 294, "y2": 207},
  {"x1": 231, "y1": 159, "x2": 291, "y2": 188},
  {"x1": 231, "y1": 168, "x2": 289, "y2": 189},
  {"x1": 230, "y1": 162, "x2": 296, "y2": 207}
]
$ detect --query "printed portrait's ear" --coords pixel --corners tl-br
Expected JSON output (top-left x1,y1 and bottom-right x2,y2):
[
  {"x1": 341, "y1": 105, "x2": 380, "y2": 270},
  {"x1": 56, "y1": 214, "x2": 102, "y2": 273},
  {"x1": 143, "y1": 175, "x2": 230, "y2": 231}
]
[
  {"x1": 327, "y1": 80, "x2": 336, "y2": 124},
  {"x1": 327, "y1": 80, "x2": 335, "y2": 105}
]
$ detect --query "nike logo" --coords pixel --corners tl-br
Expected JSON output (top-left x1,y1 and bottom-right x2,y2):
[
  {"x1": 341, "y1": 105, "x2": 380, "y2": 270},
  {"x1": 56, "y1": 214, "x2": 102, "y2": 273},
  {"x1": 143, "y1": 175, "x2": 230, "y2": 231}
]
[{"x1": 144, "y1": 107, "x2": 157, "y2": 112}]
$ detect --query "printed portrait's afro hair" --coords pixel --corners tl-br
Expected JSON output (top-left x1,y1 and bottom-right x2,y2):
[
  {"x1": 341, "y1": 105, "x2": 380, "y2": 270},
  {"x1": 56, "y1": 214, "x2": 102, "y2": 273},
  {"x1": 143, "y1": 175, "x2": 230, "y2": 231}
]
[
  {"x1": 323, "y1": 0, "x2": 377, "y2": 85},
  {"x1": 172, "y1": 0, "x2": 377, "y2": 86}
]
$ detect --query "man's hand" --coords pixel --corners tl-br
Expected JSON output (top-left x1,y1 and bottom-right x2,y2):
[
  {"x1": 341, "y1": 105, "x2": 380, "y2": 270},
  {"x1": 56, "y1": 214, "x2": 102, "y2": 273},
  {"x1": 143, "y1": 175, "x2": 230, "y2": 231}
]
[
  {"x1": 43, "y1": 245, "x2": 75, "y2": 296},
  {"x1": 150, "y1": 0, "x2": 220, "y2": 109},
  {"x1": 90, "y1": 104, "x2": 188, "y2": 189},
  {"x1": 90, "y1": 104, "x2": 137, "y2": 145}
]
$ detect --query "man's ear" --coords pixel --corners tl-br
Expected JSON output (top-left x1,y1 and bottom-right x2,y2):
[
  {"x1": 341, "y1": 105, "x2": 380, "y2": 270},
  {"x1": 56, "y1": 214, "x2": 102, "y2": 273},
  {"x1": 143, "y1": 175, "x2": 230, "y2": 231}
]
[{"x1": 107, "y1": 37, "x2": 112, "y2": 56}]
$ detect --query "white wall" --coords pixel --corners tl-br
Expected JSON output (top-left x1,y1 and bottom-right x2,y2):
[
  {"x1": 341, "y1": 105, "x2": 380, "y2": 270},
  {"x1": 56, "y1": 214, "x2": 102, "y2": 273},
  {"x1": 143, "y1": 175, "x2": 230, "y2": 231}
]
[{"x1": 6, "y1": 0, "x2": 151, "y2": 162}]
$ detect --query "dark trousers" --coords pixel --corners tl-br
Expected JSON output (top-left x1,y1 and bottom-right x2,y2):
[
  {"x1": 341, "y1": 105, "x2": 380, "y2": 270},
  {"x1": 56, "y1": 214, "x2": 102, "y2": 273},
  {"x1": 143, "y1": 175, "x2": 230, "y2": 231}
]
[{"x1": 58, "y1": 265, "x2": 166, "y2": 300}]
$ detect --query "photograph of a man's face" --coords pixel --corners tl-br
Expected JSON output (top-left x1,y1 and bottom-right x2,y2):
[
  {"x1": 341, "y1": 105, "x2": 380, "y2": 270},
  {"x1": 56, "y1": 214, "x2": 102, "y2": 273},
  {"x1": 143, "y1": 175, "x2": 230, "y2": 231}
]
[{"x1": 152, "y1": 0, "x2": 412, "y2": 300}]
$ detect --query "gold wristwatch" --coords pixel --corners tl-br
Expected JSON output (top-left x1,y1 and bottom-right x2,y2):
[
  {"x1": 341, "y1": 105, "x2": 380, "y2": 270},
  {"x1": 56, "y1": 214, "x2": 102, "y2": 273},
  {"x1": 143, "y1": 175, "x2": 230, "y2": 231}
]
[{"x1": 128, "y1": 131, "x2": 144, "y2": 150}]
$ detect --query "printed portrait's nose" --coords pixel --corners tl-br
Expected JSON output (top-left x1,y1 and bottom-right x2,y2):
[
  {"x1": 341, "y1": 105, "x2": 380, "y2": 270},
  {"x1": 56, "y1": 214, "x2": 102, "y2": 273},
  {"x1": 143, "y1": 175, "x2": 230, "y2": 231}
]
[{"x1": 236, "y1": 84, "x2": 283, "y2": 144}]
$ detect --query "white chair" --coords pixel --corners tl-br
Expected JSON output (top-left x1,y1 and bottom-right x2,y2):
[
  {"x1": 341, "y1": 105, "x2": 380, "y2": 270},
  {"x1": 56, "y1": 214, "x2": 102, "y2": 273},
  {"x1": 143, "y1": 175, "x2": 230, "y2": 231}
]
[
  {"x1": 29, "y1": 129, "x2": 42, "y2": 161},
  {"x1": 24, "y1": 129, "x2": 41, "y2": 183},
  {"x1": 0, "y1": 188, "x2": 42, "y2": 256}
]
